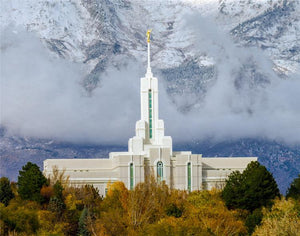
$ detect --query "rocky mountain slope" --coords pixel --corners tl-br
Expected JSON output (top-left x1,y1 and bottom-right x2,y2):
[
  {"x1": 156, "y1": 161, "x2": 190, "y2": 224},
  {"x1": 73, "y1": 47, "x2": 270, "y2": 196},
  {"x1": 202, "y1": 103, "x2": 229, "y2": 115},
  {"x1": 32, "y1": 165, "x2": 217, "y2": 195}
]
[{"x1": 2, "y1": 0, "x2": 299, "y2": 86}]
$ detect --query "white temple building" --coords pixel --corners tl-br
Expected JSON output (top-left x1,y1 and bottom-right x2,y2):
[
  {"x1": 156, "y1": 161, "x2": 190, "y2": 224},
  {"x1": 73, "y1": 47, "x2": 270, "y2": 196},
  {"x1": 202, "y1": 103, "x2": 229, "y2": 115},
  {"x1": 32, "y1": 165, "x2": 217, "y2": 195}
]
[{"x1": 44, "y1": 31, "x2": 257, "y2": 196}]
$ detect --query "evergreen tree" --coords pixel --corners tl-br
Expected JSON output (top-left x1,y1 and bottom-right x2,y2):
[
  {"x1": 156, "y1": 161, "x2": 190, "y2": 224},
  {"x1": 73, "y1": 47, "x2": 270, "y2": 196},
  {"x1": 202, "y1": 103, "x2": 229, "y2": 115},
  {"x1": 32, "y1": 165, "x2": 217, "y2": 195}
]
[
  {"x1": 53, "y1": 181, "x2": 64, "y2": 200},
  {"x1": 242, "y1": 161, "x2": 280, "y2": 211},
  {"x1": 286, "y1": 174, "x2": 300, "y2": 200},
  {"x1": 17, "y1": 162, "x2": 47, "y2": 203},
  {"x1": 222, "y1": 161, "x2": 280, "y2": 212},
  {"x1": 220, "y1": 170, "x2": 245, "y2": 210},
  {"x1": 78, "y1": 207, "x2": 90, "y2": 236},
  {"x1": 245, "y1": 208, "x2": 263, "y2": 234},
  {"x1": 0, "y1": 177, "x2": 14, "y2": 206}
]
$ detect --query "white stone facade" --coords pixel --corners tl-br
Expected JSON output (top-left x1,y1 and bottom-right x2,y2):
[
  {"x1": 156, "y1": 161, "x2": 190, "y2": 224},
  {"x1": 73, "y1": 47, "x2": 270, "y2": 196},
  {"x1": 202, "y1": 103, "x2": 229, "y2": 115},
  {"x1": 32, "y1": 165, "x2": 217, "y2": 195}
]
[{"x1": 43, "y1": 35, "x2": 257, "y2": 196}]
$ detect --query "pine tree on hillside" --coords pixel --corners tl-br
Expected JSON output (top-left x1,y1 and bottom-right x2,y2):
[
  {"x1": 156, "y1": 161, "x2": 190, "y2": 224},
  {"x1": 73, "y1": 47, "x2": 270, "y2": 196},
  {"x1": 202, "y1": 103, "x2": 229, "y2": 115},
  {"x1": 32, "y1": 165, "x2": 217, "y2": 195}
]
[
  {"x1": 286, "y1": 174, "x2": 300, "y2": 200},
  {"x1": 0, "y1": 177, "x2": 14, "y2": 206},
  {"x1": 222, "y1": 161, "x2": 280, "y2": 212}
]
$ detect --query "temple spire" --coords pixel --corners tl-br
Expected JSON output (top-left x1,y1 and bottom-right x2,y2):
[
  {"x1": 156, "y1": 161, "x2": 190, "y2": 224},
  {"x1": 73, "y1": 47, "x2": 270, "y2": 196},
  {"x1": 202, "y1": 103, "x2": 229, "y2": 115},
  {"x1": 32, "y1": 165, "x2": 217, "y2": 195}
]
[{"x1": 146, "y1": 29, "x2": 153, "y2": 77}]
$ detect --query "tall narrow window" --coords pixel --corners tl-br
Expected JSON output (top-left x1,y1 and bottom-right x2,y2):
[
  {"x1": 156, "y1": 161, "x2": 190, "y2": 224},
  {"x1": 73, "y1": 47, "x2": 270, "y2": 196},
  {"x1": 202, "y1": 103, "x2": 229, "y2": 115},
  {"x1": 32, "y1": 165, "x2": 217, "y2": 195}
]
[
  {"x1": 187, "y1": 162, "x2": 191, "y2": 192},
  {"x1": 148, "y1": 90, "x2": 152, "y2": 139},
  {"x1": 157, "y1": 161, "x2": 163, "y2": 183},
  {"x1": 130, "y1": 163, "x2": 134, "y2": 190}
]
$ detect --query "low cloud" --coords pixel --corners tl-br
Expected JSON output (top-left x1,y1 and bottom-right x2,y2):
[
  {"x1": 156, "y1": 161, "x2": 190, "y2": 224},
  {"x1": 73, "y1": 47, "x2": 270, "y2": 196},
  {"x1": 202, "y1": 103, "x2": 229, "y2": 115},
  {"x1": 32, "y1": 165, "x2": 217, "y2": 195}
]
[
  {"x1": 1, "y1": 27, "x2": 141, "y2": 144},
  {"x1": 160, "y1": 14, "x2": 300, "y2": 145},
  {"x1": 1, "y1": 17, "x2": 300, "y2": 146}
]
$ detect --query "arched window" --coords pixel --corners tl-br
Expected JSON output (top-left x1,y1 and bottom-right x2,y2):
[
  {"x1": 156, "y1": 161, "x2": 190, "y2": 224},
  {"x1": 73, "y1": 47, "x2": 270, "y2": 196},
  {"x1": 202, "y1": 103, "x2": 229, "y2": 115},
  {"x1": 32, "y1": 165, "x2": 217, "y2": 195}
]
[
  {"x1": 187, "y1": 162, "x2": 191, "y2": 192},
  {"x1": 157, "y1": 161, "x2": 163, "y2": 182},
  {"x1": 130, "y1": 163, "x2": 134, "y2": 190}
]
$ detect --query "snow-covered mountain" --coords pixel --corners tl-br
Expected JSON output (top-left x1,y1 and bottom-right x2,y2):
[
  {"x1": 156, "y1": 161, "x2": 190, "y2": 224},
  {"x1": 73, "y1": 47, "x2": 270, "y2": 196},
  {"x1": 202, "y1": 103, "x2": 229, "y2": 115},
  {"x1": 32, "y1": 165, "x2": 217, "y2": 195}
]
[
  {"x1": 2, "y1": 0, "x2": 299, "y2": 82},
  {"x1": 1, "y1": 0, "x2": 300, "y2": 193},
  {"x1": 2, "y1": 0, "x2": 299, "y2": 111}
]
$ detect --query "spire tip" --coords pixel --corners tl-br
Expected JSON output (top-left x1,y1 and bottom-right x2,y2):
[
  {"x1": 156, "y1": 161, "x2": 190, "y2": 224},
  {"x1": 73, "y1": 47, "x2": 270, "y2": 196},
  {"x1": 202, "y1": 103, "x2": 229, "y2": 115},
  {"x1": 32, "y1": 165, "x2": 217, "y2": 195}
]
[
  {"x1": 146, "y1": 29, "x2": 152, "y2": 43},
  {"x1": 146, "y1": 30, "x2": 153, "y2": 76}
]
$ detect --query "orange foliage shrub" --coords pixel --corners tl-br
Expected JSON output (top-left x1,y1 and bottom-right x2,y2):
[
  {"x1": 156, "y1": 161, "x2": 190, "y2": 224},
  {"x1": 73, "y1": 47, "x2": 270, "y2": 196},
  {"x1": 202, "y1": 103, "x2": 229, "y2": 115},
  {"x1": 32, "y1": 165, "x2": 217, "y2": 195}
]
[{"x1": 40, "y1": 185, "x2": 54, "y2": 201}]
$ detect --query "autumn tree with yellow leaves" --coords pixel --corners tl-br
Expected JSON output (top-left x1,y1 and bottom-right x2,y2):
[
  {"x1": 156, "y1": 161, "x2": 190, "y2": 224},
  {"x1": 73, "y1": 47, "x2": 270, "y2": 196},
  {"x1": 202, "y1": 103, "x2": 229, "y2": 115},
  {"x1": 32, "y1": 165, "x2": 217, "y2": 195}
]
[{"x1": 253, "y1": 198, "x2": 300, "y2": 236}]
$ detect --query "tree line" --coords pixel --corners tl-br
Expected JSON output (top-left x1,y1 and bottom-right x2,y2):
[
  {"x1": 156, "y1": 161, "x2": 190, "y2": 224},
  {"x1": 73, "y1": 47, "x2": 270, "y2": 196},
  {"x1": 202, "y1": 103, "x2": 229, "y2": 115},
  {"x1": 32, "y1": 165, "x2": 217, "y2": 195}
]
[{"x1": 0, "y1": 161, "x2": 299, "y2": 235}]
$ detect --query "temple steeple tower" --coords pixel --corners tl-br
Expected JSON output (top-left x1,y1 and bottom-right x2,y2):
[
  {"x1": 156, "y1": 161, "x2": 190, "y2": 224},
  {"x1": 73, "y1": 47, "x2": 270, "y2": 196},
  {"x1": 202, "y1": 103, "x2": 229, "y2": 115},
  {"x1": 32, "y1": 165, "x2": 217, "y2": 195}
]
[{"x1": 128, "y1": 30, "x2": 172, "y2": 155}]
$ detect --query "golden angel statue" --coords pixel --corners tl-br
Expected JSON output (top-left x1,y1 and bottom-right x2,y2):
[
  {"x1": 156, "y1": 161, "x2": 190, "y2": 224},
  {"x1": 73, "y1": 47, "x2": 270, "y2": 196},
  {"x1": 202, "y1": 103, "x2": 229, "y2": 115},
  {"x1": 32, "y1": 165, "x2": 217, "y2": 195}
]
[{"x1": 146, "y1": 30, "x2": 152, "y2": 43}]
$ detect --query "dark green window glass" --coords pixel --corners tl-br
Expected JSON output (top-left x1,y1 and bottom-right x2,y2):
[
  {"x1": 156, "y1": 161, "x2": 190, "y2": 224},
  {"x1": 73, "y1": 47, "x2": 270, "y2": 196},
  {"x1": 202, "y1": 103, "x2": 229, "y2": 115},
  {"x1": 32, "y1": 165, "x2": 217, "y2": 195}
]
[
  {"x1": 130, "y1": 163, "x2": 134, "y2": 190},
  {"x1": 187, "y1": 162, "x2": 191, "y2": 192},
  {"x1": 148, "y1": 90, "x2": 153, "y2": 139},
  {"x1": 157, "y1": 161, "x2": 163, "y2": 183}
]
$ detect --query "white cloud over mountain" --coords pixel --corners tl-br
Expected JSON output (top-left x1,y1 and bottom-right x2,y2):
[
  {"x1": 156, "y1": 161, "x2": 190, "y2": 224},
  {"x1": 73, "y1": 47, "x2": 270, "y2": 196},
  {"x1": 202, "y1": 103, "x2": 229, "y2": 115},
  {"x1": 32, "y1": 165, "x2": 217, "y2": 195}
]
[{"x1": 1, "y1": 20, "x2": 300, "y2": 145}]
